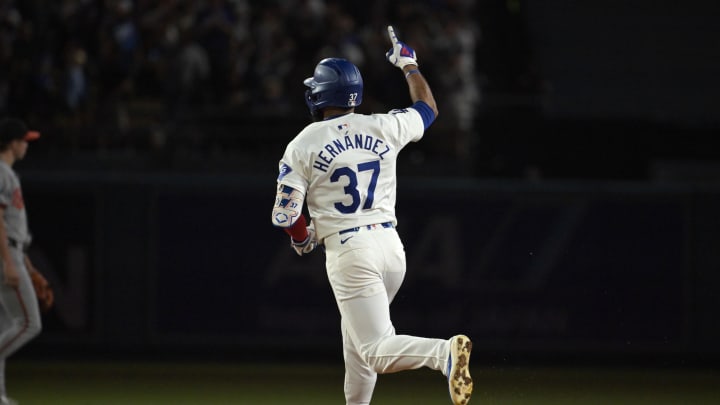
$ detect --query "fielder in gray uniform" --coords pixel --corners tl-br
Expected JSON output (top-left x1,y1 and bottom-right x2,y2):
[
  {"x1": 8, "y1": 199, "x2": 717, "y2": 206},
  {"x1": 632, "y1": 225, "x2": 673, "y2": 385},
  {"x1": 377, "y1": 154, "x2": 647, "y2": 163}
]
[
  {"x1": 271, "y1": 26, "x2": 473, "y2": 405},
  {"x1": 0, "y1": 118, "x2": 43, "y2": 405}
]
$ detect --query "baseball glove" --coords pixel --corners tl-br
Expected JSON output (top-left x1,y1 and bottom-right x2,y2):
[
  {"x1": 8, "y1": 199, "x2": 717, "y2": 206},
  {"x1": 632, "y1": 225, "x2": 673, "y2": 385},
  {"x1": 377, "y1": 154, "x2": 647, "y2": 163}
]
[{"x1": 30, "y1": 270, "x2": 54, "y2": 312}]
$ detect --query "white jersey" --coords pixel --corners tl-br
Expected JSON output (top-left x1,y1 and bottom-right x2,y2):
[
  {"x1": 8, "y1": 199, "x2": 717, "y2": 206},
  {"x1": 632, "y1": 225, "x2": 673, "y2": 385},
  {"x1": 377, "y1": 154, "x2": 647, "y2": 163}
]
[
  {"x1": 277, "y1": 108, "x2": 425, "y2": 241},
  {"x1": 0, "y1": 161, "x2": 31, "y2": 245}
]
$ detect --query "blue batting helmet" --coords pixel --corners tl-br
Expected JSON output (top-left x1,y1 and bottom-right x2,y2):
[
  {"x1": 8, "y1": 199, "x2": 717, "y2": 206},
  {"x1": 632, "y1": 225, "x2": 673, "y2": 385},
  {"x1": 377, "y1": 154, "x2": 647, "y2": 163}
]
[{"x1": 304, "y1": 58, "x2": 363, "y2": 116}]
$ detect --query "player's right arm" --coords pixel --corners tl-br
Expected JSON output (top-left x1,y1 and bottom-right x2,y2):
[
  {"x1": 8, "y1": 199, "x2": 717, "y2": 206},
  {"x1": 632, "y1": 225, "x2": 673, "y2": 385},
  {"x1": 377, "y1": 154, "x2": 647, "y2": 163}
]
[{"x1": 385, "y1": 25, "x2": 438, "y2": 128}]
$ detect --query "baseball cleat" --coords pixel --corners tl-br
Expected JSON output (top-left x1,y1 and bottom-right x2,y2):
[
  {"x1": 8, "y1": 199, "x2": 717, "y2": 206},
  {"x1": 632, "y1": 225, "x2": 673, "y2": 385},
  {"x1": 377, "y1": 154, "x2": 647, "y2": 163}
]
[{"x1": 447, "y1": 334, "x2": 473, "y2": 405}]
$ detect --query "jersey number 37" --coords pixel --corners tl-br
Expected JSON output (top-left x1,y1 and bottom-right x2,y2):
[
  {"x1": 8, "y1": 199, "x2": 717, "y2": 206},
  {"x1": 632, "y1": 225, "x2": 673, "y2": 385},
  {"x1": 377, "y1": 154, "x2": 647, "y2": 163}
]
[{"x1": 331, "y1": 160, "x2": 380, "y2": 214}]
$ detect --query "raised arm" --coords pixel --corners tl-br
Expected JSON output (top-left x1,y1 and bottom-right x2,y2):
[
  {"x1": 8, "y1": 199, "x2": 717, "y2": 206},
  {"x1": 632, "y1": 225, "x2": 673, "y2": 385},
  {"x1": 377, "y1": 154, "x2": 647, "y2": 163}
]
[{"x1": 385, "y1": 25, "x2": 439, "y2": 118}]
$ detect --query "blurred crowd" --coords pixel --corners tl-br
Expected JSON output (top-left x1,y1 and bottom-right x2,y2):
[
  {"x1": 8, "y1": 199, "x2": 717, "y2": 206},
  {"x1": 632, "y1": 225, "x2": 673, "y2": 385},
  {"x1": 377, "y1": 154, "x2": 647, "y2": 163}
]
[{"x1": 1, "y1": 0, "x2": 485, "y2": 165}]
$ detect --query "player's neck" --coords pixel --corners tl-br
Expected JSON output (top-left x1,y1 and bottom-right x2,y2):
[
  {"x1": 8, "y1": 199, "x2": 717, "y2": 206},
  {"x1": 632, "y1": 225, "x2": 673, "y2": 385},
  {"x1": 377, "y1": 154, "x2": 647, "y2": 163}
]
[
  {"x1": 0, "y1": 150, "x2": 15, "y2": 167},
  {"x1": 323, "y1": 107, "x2": 354, "y2": 120}
]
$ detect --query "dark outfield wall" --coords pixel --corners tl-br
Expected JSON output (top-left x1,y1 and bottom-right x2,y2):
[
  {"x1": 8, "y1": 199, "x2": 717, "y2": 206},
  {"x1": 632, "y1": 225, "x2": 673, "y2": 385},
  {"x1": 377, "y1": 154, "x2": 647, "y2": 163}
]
[{"x1": 19, "y1": 172, "x2": 720, "y2": 362}]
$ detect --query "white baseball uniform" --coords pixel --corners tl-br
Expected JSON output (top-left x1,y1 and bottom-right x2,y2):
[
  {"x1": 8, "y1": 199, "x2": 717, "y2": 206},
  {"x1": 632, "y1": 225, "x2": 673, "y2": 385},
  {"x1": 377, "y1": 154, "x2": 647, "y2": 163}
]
[
  {"x1": 275, "y1": 107, "x2": 451, "y2": 404},
  {"x1": 0, "y1": 160, "x2": 42, "y2": 399}
]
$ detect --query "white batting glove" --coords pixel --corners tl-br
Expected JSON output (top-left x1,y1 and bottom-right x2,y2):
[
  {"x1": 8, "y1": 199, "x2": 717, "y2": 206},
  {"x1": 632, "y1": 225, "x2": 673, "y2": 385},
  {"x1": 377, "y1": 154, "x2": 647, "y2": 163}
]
[
  {"x1": 385, "y1": 25, "x2": 418, "y2": 69},
  {"x1": 291, "y1": 220, "x2": 317, "y2": 256}
]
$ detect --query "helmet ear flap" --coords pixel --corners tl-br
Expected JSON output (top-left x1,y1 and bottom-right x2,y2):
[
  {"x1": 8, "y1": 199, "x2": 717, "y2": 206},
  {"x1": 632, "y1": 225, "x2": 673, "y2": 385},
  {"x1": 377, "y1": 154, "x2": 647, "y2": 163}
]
[{"x1": 305, "y1": 89, "x2": 323, "y2": 121}]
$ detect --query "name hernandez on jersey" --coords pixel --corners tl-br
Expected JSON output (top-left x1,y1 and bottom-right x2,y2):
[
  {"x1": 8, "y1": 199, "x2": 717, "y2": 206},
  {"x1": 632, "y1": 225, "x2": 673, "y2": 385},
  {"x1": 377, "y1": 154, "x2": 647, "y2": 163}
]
[{"x1": 313, "y1": 133, "x2": 392, "y2": 173}]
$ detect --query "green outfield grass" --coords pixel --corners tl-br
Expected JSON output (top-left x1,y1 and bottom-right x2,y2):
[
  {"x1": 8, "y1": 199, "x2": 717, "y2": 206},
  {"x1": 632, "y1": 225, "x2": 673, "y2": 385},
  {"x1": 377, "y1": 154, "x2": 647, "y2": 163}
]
[{"x1": 8, "y1": 360, "x2": 720, "y2": 404}]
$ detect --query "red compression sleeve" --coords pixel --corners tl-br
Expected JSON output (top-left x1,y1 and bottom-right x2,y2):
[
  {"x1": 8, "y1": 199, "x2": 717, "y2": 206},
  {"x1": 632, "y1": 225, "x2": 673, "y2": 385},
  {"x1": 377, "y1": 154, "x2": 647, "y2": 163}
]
[{"x1": 284, "y1": 215, "x2": 308, "y2": 242}]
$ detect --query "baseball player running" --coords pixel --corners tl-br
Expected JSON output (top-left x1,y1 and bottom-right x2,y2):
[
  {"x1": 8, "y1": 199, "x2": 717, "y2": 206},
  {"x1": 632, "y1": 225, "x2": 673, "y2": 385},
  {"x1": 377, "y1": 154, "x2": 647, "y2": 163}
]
[
  {"x1": 271, "y1": 26, "x2": 473, "y2": 405},
  {"x1": 0, "y1": 118, "x2": 50, "y2": 405}
]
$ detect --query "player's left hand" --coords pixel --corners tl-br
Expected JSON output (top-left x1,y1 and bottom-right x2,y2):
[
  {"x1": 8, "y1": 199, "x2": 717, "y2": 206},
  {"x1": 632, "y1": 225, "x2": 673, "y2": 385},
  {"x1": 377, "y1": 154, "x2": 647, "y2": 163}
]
[
  {"x1": 385, "y1": 25, "x2": 418, "y2": 69},
  {"x1": 30, "y1": 269, "x2": 54, "y2": 312},
  {"x1": 291, "y1": 220, "x2": 318, "y2": 256}
]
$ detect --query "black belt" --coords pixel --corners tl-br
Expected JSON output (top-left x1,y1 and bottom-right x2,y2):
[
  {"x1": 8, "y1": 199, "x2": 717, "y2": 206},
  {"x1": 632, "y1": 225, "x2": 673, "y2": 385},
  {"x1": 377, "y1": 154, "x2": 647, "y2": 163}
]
[
  {"x1": 339, "y1": 222, "x2": 394, "y2": 235},
  {"x1": 8, "y1": 238, "x2": 29, "y2": 252}
]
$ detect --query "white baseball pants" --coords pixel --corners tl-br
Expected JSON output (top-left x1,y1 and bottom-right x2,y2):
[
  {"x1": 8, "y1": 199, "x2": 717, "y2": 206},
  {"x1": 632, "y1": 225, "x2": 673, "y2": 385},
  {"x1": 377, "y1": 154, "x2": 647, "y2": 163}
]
[
  {"x1": 324, "y1": 226, "x2": 450, "y2": 405},
  {"x1": 0, "y1": 248, "x2": 42, "y2": 397}
]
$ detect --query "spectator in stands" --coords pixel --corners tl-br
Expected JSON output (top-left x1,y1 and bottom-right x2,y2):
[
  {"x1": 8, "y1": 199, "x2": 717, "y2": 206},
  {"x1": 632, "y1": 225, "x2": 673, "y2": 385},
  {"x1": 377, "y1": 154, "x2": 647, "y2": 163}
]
[{"x1": 0, "y1": 0, "x2": 483, "y2": 171}]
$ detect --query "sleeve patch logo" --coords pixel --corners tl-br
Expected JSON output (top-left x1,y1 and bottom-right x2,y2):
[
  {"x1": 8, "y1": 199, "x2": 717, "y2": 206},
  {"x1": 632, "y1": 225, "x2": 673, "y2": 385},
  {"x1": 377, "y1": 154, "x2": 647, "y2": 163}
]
[{"x1": 278, "y1": 163, "x2": 293, "y2": 181}]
